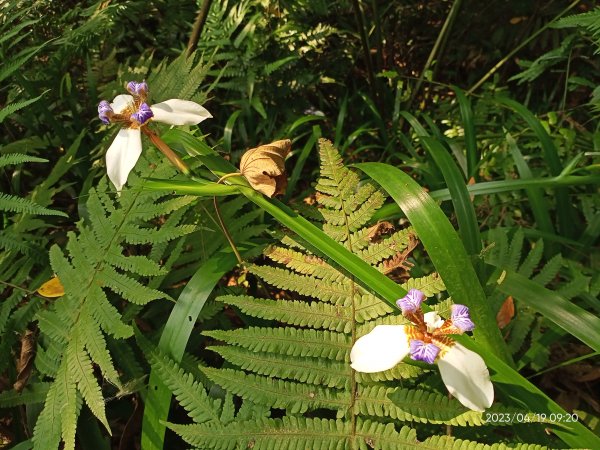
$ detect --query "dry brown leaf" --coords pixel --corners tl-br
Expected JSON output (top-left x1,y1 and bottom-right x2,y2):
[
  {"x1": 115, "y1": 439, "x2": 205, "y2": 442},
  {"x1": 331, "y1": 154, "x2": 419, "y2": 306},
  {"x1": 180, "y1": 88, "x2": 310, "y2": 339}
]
[
  {"x1": 13, "y1": 328, "x2": 36, "y2": 392},
  {"x1": 37, "y1": 276, "x2": 65, "y2": 298},
  {"x1": 496, "y1": 296, "x2": 515, "y2": 329},
  {"x1": 366, "y1": 221, "x2": 395, "y2": 242},
  {"x1": 240, "y1": 139, "x2": 291, "y2": 197}
]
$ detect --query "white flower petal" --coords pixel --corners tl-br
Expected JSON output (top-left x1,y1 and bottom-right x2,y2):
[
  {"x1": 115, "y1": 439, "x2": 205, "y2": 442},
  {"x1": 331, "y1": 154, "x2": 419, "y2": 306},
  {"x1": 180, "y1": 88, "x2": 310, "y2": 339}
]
[
  {"x1": 350, "y1": 325, "x2": 409, "y2": 373},
  {"x1": 424, "y1": 311, "x2": 444, "y2": 331},
  {"x1": 105, "y1": 128, "x2": 142, "y2": 192},
  {"x1": 110, "y1": 94, "x2": 134, "y2": 114},
  {"x1": 151, "y1": 99, "x2": 212, "y2": 126},
  {"x1": 438, "y1": 343, "x2": 494, "y2": 412}
]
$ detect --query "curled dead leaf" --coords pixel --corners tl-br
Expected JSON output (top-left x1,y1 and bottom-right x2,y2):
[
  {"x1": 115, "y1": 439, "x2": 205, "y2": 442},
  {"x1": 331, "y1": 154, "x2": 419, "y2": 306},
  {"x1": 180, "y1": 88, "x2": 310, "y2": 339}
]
[
  {"x1": 240, "y1": 139, "x2": 291, "y2": 197},
  {"x1": 366, "y1": 221, "x2": 395, "y2": 242},
  {"x1": 496, "y1": 295, "x2": 515, "y2": 329},
  {"x1": 14, "y1": 328, "x2": 36, "y2": 392},
  {"x1": 37, "y1": 276, "x2": 65, "y2": 298}
]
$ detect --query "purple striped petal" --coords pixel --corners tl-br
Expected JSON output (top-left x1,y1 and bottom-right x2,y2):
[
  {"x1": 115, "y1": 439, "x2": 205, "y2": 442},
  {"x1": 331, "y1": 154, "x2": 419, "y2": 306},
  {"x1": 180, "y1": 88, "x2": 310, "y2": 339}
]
[
  {"x1": 126, "y1": 80, "x2": 148, "y2": 96},
  {"x1": 131, "y1": 103, "x2": 153, "y2": 125},
  {"x1": 98, "y1": 100, "x2": 113, "y2": 124},
  {"x1": 409, "y1": 339, "x2": 440, "y2": 364},
  {"x1": 396, "y1": 288, "x2": 425, "y2": 314},
  {"x1": 451, "y1": 304, "x2": 475, "y2": 332}
]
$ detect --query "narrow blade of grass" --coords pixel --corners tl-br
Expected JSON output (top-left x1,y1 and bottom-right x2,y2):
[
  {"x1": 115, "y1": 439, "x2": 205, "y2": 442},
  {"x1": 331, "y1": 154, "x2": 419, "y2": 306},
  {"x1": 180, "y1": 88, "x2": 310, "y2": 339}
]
[
  {"x1": 141, "y1": 250, "x2": 240, "y2": 450},
  {"x1": 497, "y1": 97, "x2": 579, "y2": 238},
  {"x1": 420, "y1": 136, "x2": 482, "y2": 258},
  {"x1": 494, "y1": 268, "x2": 600, "y2": 354},
  {"x1": 453, "y1": 86, "x2": 478, "y2": 179}
]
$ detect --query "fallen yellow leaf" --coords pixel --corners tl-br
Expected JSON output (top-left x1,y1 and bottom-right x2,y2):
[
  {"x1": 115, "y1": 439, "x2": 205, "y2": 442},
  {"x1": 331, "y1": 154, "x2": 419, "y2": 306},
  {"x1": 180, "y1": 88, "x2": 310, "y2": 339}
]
[
  {"x1": 240, "y1": 139, "x2": 291, "y2": 197},
  {"x1": 37, "y1": 276, "x2": 65, "y2": 298}
]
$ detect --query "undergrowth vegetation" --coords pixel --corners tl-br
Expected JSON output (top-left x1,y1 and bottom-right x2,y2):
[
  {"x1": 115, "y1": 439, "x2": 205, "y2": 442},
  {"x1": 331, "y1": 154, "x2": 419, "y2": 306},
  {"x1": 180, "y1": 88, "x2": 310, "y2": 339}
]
[{"x1": 1, "y1": 1, "x2": 599, "y2": 449}]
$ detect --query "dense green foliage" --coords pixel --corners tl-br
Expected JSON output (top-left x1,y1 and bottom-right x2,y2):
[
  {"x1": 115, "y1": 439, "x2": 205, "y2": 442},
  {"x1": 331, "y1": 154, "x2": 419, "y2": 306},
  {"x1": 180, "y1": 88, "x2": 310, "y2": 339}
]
[{"x1": 1, "y1": 0, "x2": 599, "y2": 449}]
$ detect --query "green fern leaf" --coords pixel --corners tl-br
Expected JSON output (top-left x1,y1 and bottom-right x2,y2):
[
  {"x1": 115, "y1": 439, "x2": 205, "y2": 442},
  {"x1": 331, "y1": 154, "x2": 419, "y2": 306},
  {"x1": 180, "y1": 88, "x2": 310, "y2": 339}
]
[
  {"x1": 249, "y1": 265, "x2": 352, "y2": 304},
  {"x1": 202, "y1": 367, "x2": 351, "y2": 414},
  {"x1": 66, "y1": 337, "x2": 110, "y2": 432},
  {"x1": 209, "y1": 345, "x2": 350, "y2": 388},
  {"x1": 0, "y1": 383, "x2": 50, "y2": 408},
  {"x1": 532, "y1": 254, "x2": 562, "y2": 286},
  {"x1": 0, "y1": 193, "x2": 67, "y2": 216},
  {"x1": 203, "y1": 327, "x2": 351, "y2": 361},
  {"x1": 147, "y1": 348, "x2": 223, "y2": 424},
  {"x1": 216, "y1": 295, "x2": 353, "y2": 332}
]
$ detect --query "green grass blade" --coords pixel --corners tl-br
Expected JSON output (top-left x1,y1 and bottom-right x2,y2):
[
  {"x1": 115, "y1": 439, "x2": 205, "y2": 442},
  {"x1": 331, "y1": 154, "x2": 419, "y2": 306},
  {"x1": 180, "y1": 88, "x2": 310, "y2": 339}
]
[
  {"x1": 494, "y1": 268, "x2": 600, "y2": 353},
  {"x1": 496, "y1": 96, "x2": 578, "y2": 237},
  {"x1": 372, "y1": 174, "x2": 600, "y2": 221},
  {"x1": 223, "y1": 109, "x2": 242, "y2": 153},
  {"x1": 284, "y1": 126, "x2": 321, "y2": 201},
  {"x1": 420, "y1": 136, "x2": 482, "y2": 258},
  {"x1": 505, "y1": 133, "x2": 555, "y2": 235},
  {"x1": 141, "y1": 251, "x2": 240, "y2": 450},
  {"x1": 453, "y1": 86, "x2": 478, "y2": 179}
]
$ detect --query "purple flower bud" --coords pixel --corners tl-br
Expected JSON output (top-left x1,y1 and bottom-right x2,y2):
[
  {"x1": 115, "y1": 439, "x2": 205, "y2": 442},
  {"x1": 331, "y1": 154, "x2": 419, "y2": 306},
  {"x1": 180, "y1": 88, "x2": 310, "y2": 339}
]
[
  {"x1": 131, "y1": 102, "x2": 153, "y2": 125},
  {"x1": 126, "y1": 80, "x2": 148, "y2": 96},
  {"x1": 98, "y1": 100, "x2": 113, "y2": 124},
  {"x1": 450, "y1": 304, "x2": 475, "y2": 332},
  {"x1": 396, "y1": 289, "x2": 425, "y2": 314},
  {"x1": 409, "y1": 339, "x2": 440, "y2": 364}
]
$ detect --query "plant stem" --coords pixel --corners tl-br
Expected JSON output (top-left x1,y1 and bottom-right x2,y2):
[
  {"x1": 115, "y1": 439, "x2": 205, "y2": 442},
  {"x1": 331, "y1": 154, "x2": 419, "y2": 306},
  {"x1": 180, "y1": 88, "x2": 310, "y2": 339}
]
[
  {"x1": 187, "y1": 0, "x2": 214, "y2": 57},
  {"x1": 408, "y1": 0, "x2": 463, "y2": 110},
  {"x1": 214, "y1": 173, "x2": 246, "y2": 265},
  {"x1": 351, "y1": 0, "x2": 379, "y2": 110},
  {"x1": 142, "y1": 127, "x2": 190, "y2": 175},
  {"x1": 467, "y1": 0, "x2": 581, "y2": 94}
]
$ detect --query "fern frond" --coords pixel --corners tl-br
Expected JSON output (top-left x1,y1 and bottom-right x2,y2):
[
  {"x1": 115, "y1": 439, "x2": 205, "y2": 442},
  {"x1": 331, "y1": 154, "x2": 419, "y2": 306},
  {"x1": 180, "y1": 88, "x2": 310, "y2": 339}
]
[
  {"x1": 147, "y1": 348, "x2": 223, "y2": 424},
  {"x1": 203, "y1": 327, "x2": 351, "y2": 361},
  {"x1": 401, "y1": 273, "x2": 446, "y2": 297},
  {"x1": 66, "y1": 335, "x2": 110, "y2": 431},
  {"x1": 0, "y1": 193, "x2": 66, "y2": 216},
  {"x1": 204, "y1": 367, "x2": 351, "y2": 414},
  {"x1": 263, "y1": 245, "x2": 342, "y2": 280},
  {"x1": 532, "y1": 254, "x2": 562, "y2": 286},
  {"x1": 249, "y1": 265, "x2": 351, "y2": 304},
  {"x1": 216, "y1": 295, "x2": 352, "y2": 332},
  {"x1": 518, "y1": 240, "x2": 543, "y2": 279},
  {"x1": 0, "y1": 383, "x2": 50, "y2": 408},
  {"x1": 360, "y1": 387, "x2": 534, "y2": 427},
  {"x1": 32, "y1": 363, "x2": 73, "y2": 450},
  {"x1": 422, "y1": 435, "x2": 549, "y2": 450},
  {"x1": 208, "y1": 345, "x2": 350, "y2": 388},
  {"x1": 169, "y1": 417, "x2": 351, "y2": 450},
  {"x1": 554, "y1": 7, "x2": 600, "y2": 53}
]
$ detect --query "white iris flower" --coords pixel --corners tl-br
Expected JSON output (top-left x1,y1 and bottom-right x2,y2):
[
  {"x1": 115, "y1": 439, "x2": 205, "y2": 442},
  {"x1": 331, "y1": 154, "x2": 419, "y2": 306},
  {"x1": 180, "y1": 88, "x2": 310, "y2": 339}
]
[
  {"x1": 98, "y1": 81, "x2": 211, "y2": 191},
  {"x1": 350, "y1": 289, "x2": 494, "y2": 412}
]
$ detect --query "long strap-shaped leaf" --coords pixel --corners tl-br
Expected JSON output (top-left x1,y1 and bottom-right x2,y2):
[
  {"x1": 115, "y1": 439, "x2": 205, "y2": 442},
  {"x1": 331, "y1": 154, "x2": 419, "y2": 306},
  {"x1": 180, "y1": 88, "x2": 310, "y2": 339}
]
[
  {"x1": 496, "y1": 97, "x2": 579, "y2": 238},
  {"x1": 141, "y1": 251, "x2": 239, "y2": 450},
  {"x1": 494, "y1": 268, "x2": 600, "y2": 354}
]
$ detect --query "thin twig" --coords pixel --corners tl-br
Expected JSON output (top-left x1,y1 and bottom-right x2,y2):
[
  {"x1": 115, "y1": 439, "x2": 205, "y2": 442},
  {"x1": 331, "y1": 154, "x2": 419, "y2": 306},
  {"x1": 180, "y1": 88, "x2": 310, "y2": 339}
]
[
  {"x1": 351, "y1": 0, "x2": 379, "y2": 109},
  {"x1": 214, "y1": 173, "x2": 245, "y2": 265},
  {"x1": 407, "y1": 0, "x2": 463, "y2": 110},
  {"x1": 187, "y1": 0, "x2": 214, "y2": 58}
]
